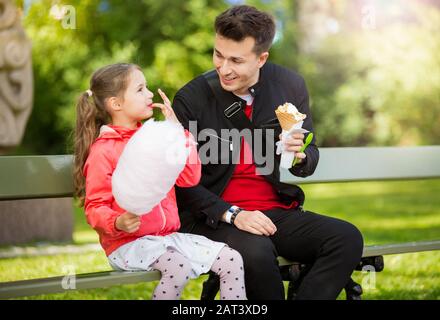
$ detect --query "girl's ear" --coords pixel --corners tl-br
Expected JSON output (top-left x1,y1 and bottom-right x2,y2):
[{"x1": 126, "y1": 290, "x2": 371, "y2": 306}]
[{"x1": 107, "y1": 96, "x2": 122, "y2": 112}]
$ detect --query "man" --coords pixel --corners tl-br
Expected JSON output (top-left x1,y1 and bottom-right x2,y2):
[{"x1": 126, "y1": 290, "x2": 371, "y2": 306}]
[{"x1": 172, "y1": 5, "x2": 363, "y2": 300}]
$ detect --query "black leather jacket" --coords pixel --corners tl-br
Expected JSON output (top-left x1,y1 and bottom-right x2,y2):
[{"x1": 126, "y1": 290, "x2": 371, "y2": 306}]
[{"x1": 172, "y1": 62, "x2": 319, "y2": 230}]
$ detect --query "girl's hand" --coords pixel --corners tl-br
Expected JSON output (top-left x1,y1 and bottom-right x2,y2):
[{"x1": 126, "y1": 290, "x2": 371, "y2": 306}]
[
  {"x1": 152, "y1": 89, "x2": 180, "y2": 124},
  {"x1": 115, "y1": 212, "x2": 141, "y2": 233}
]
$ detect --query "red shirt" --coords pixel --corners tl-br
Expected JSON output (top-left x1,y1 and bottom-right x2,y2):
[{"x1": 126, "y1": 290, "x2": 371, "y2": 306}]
[{"x1": 220, "y1": 103, "x2": 298, "y2": 211}]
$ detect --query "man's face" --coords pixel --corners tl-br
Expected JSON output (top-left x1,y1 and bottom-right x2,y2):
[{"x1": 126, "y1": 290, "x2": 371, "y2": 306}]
[{"x1": 213, "y1": 34, "x2": 269, "y2": 96}]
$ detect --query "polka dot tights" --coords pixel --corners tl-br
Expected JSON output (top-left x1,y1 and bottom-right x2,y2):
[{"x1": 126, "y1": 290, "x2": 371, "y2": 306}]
[
  {"x1": 150, "y1": 247, "x2": 246, "y2": 300},
  {"x1": 210, "y1": 247, "x2": 247, "y2": 300},
  {"x1": 150, "y1": 250, "x2": 192, "y2": 300}
]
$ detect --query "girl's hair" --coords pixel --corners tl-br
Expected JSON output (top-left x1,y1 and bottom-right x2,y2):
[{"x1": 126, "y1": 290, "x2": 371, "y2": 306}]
[{"x1": 73, "y1": 63, "x2": 141, "y2": 206}]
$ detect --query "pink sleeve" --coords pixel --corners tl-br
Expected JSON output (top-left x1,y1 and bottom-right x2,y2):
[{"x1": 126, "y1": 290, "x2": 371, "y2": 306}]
[
  {"x1": 83, "y1": 144, "x2": 125, "y2": 237},
  {"x1": 175, "y1": 130, "x2": 201, "y2": 187}
]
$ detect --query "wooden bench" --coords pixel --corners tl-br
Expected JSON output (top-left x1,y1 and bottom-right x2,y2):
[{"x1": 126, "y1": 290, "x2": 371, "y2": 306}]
[{"x1": 1, "y1": 146, "x2": 440, "y2": 299}]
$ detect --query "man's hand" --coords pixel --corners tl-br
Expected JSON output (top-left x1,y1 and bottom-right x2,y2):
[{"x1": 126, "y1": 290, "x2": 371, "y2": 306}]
[
  {"x1": 279, "y1": 132, "x2": 307, "y2": 164},
  {"x1": 115, "y1": 212, "x2": 141, "y2": 233},
  {"x1": 232, "y1": 210, "x2": 277, "y2": 236}
]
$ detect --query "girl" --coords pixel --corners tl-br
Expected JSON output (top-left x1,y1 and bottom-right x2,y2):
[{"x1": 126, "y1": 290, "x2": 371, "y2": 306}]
[{"x1": 73, "y1": 63, "x2": 246, "y2": 300}]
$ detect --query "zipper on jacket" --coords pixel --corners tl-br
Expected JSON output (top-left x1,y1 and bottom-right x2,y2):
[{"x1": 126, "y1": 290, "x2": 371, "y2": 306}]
[
  {"x1": 158, "y1": 203, "x2": 167, "y2": 231},
  {"x1": 216, "y1": 141, "x2": 240, "y2": 196}
]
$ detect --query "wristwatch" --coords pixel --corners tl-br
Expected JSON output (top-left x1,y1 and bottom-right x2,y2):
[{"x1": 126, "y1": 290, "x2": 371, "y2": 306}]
[
  {"x1": 226, "y1": 206, "x2": 243, "y2": 225},
  {"x1": 225, "y1": 206, "x2": 237, "y2": 224}
]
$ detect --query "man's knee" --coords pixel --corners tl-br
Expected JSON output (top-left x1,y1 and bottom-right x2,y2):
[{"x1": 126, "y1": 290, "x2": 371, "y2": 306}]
[
  {"x1": 236, "y1": 237, "x2": 278, "y2": 270},
  {"x1": 337, "y1": 221, "x2": 364, "y2": 259}
]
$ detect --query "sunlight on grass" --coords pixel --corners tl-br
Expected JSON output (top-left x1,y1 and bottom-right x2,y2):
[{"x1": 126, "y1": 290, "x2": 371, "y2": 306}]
[
  {"x1": 73, "y1": 230, "x2": 99, "y2": 245},
  {"x1": 351, "y1": 251, "x2": 440, "y2": 300},
  {"x1": 0, "y1": 252, "x2": 109, "y2": 282}
]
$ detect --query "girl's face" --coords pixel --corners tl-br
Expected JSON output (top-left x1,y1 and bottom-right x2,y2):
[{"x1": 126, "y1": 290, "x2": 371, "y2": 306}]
[{"x1": 118, "y1": 69, "x2": 154, "y2": 123}]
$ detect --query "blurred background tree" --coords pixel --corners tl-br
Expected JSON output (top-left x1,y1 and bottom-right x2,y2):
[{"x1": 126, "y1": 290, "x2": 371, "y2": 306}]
[
  {"x1": 298, "y1": 0, "x2": 440, "y2": 147},
  {"x1": 9, "y1": 0, "x2": 440, "y2": 154}
]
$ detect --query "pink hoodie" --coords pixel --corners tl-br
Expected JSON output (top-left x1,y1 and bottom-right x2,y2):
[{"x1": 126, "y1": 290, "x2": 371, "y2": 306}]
[{"x1": 83, "y1": 123, "x2": 201, "y2": 256}]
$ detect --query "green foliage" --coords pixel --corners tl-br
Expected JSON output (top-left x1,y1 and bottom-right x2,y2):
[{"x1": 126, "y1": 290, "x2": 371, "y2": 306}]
[
  {"x1": 9, "y1": 0, "x2": 440, "y2": 154},
  {"x1": 15, "y1": 0, "x2": 229, "y2": 154},
  {"x1": 299, "y1": 1, "x2": 440, "y2": 146}
]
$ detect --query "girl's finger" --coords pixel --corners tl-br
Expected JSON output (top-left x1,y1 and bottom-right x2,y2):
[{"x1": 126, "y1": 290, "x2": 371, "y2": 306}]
[
  {"x1": 127, "y1": 222, "x2": 141, "y2": 230},
  {"x1": 152, "y1": 103, "x2": 173, "y2": 119},
  {"x1": 151, "y1": 103, "x2": 166, "y2": 110},
  {"x1": 158, "y1": 89, "x2": 171, "y2": 106},
  {"x1": 127, "y1": 216, "x2": 140, "y2": 223},
  {"x1": 151, "y1": 103, "x2": 169, "y2": 115}
]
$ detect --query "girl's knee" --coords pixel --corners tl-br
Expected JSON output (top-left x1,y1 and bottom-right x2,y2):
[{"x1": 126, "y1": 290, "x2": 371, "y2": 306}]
[
  {"x1": 212, "y1": 247, "x2": 244, "y2": 274},
  {"x1": 224, "y1": 247, "x2": 244, "y2": 264},
  {"x1": 153, "y1": 251, "x2": 193, "y2": 286},
  {"x1": 169, "y1": 253, "x2": 193, "y2": 276}
]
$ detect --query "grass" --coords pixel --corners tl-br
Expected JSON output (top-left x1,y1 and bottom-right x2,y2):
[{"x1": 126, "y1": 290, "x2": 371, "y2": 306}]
[{"x1": 0, "y1": 179, "x2": 439, "y2": 300}]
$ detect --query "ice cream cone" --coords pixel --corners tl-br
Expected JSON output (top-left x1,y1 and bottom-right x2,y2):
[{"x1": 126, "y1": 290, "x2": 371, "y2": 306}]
[
  {"x1": 275, "y1": 103, "x2": 306, "y2": 131},
  {"x1": 275, "y1": 110, "x2": 300, "y2": 131}
]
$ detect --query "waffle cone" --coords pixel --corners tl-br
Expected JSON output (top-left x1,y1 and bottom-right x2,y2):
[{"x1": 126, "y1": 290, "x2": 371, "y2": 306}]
[{"x1": 275, "y1": 110, "x2": 301, "y2": 131}]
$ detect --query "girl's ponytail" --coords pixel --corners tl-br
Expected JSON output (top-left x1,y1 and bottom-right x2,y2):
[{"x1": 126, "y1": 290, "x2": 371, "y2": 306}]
[{"x1": 73, "y1": 92, "x2": 104, "y2": 206}]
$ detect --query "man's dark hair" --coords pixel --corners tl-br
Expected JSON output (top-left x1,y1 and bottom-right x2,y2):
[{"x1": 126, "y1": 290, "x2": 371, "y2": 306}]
[{"x1": 215, "y1": 5, "x2": 276, "y2": 55}]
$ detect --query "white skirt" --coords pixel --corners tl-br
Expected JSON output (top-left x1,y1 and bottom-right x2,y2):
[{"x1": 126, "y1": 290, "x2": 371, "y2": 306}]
[{"x1": 108, "y1": 232, "x2": 226, "y2": 279}]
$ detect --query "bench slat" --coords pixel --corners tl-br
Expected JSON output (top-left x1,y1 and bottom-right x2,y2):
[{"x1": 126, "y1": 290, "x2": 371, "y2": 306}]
[
  {"x1": 1, "y1": 147, "x2": 439, "y2": 200},
  {"x1": 1, "y1": 240, "x2": 439, "y2": 299},
  {"x1": 0, "y1": 270, "x2": 160, "y2": 299},
  {"x1": 0, "y1": 155, "x2": 74, "y2": 200},
  {"x1": 281, "y1": 146, "x2": 440, "y2": 184},
  {"x1": 360, "y1": 240, "x2": 440, "y2": 257}
]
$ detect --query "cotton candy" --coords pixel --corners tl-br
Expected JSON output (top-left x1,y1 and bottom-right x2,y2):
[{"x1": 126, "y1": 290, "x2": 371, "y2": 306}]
[{"x1": 112, "y1": 119, "x2": 188, "y2": 215}]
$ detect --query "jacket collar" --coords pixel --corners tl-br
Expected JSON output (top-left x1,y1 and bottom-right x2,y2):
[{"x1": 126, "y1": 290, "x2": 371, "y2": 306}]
[
  {"x1": 247, "y1": 63, "x2": 267, "y2": 97},
  {"x1": 97, "y1": 122, "x2": 141, "y2": 140}
]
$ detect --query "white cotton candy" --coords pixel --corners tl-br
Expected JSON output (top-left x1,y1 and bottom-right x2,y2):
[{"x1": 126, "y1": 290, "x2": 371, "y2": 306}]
[{"x1": 112, "y1": 119, "x2": 188, "y2": 215}]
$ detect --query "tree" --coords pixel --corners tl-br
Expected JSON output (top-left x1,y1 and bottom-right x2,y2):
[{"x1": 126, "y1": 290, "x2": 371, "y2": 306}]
[
  {"x1": 16, "y1": 0, "x2": 229, "y2": 154},
  {"x1": 297, "y1": 0, "x2": 440, "y2": 146}
]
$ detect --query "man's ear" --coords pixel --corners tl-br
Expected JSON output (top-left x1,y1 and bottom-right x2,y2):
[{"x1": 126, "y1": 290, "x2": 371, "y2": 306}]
[
  {"x1": 107, "y1": 97, "x2": 122, "y2": 112},
  {"x1": 258, "y1": 52, "x2": 269, "y2": 68}
]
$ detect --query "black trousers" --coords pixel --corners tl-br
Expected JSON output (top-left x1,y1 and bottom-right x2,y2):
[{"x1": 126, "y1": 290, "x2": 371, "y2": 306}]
[{"x1": 181, "y1": 207, "x2": 364, "y2": 300}]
